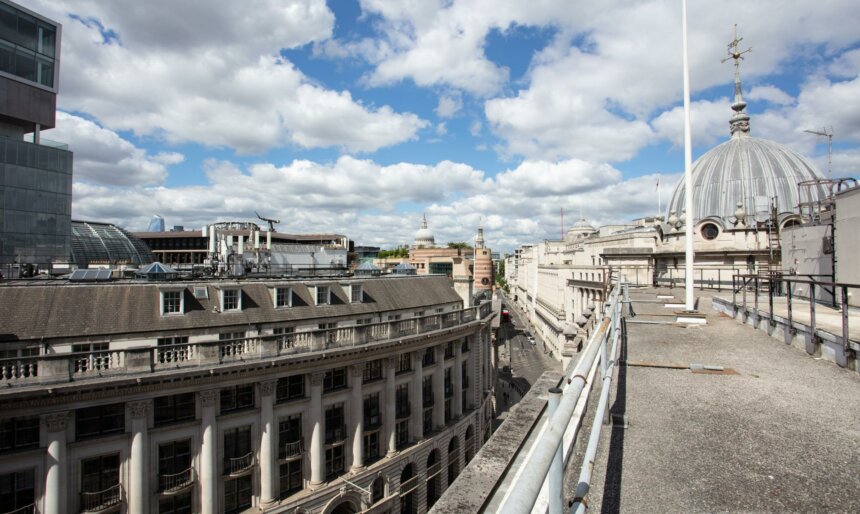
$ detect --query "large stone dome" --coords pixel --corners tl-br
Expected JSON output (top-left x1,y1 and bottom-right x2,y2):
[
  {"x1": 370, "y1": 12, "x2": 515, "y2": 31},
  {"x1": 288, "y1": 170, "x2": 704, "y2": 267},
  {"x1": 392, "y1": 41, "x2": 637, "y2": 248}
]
[
  {"x1": 413, "y1": 214, "x2": 435, "y2": 248},
  {"x1": 666, "y1": 135, "x2": 826, "y2": 223}
]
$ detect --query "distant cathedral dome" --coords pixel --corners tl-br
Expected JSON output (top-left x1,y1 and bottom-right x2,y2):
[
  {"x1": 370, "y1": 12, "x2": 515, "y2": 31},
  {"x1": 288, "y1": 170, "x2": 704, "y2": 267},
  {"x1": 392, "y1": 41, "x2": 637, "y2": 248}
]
[
  {"x1": 413, "y1": 214, "x2": 435, "y2": 248},
  {"x1": 667, "y1": 35, "x2": 827, "y2": 223},
  {"x1": 566, "y1": 218, "x2": 596, "y2": 241}
]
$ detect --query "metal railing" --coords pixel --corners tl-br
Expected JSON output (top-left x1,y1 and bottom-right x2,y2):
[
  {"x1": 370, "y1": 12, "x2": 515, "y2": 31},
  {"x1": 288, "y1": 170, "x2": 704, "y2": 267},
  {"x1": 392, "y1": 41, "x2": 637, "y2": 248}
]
[
  {"x1": 325, "y1": 425, "x2": 347, "y2": 445},
  {"x1": 282, "y1": 440, "x2": 304, "y2": 459},
  {"x1": 159, "y1": 468, "x2": 194, "y2": 493},
  {"x1": 1, "y1": 504, "x2": 35, "y2": 514},
  {"x1": 0, "y1": 301, "x2": 493, "y2": 386},
  {"x1": 498, "y1": 280, "x2": 628, "y2": 514},
  {"x1": 426, "y1": 462, "x2": 442, "y2": 478},
  {"x1": 732, "y1": 273, "x2": 858, "y2": 356},
  {"x1": 80, "y1": 484, "x2": 122, "y2": 512},
  {"x1": 399, "y1": 475, "x2": 421, "y2": 496},
  {"x1": 225, "y1": 452, "x2": 255, "y2": 476}
]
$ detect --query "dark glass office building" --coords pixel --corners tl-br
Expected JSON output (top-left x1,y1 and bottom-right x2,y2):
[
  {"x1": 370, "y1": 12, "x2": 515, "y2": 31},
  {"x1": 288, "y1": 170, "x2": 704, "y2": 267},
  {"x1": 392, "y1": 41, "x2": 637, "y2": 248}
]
[{"x1": 0, "y1": 0, "x2": 72, "y2": 268}]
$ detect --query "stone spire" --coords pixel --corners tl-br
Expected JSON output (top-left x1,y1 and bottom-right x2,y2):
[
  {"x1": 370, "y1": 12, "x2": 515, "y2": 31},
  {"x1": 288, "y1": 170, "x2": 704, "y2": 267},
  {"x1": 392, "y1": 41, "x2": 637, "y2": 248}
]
[{"x1": 723, "y1": 24, "x2": 752, "y2": 137}]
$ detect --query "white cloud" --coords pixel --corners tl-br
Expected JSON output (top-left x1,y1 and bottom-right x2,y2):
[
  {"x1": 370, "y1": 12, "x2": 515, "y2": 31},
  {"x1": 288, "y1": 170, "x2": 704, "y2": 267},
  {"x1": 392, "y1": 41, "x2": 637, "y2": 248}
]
[
  {"x1": 470, "y1": 120, "x2": 482, "y2": 137},
  {"x1": 651, "y1": 98, "x2": 733, "y2": 149},
  {"x1": 435, "y1": 123, "x2": 447, "y2": 136},
  {"x1": 30, "y1": 0, "x2": 426, "y2": 154},
  {"x1": 436, "y1": 94, "x2": 463, "y2": 118},
  {"x1": 51, "y1": 112, "x2": 181, "y2": 186},
  {"x1": 747, "y1": 86, "x2": 793, "y2": 106}
]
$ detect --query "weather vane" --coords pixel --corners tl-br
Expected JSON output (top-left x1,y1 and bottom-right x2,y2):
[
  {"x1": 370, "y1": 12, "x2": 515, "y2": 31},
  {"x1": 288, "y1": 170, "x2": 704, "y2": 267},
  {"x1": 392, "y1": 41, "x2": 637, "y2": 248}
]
[{"x1": 721, "y1": 24, "x2": 752, "y2": 136}]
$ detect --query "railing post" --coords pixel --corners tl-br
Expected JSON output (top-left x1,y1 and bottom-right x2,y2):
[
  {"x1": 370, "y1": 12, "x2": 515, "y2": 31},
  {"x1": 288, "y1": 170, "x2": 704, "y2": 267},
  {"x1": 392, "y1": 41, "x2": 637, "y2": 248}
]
[
  {"x1": 547, "y1": 387, "x2": 563, "y2": 514},
  {"x1": 787, "y1": 283, "x2": 793, "y2": 327},
  {"x1": 809, "y1": 283, "x2": 816, "y2": 334},
  {"x1": 768, "y1": 276, "x2": 774, "y2": 325},
  {"x1": 754, "y1": 275, "x2": 759, "y2": 313},
  {"x1": 841, "y1": 286, "x2": 850, "y2": 356}
]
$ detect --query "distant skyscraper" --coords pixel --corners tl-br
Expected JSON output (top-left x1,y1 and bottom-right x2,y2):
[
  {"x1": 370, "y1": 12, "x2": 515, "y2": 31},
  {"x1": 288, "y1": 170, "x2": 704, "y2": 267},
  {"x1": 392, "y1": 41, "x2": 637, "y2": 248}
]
[
  {"x1": 147, "y1": 214, "x2": 165, "y2": 232},
  {"x1": 0, "y1": 0, "x2": 72, "y2": 267}
]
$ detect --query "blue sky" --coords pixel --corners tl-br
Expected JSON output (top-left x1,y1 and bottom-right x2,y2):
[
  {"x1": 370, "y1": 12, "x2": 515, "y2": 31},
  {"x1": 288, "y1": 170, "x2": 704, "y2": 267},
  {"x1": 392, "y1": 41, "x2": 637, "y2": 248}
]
[{"x1": 26, "y1": 0, "x2": 860, "y2": 252}]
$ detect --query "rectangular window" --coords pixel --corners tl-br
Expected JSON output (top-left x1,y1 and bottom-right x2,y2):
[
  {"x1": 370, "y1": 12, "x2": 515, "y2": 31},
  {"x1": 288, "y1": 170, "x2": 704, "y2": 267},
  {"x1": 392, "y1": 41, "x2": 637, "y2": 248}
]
[
  {"x1": 162, "y1": 290, "x2": 182, "y2": 315},
  {"x1": 363, "y1": 393, "x2": 381, "y2": 430},
  {"x1": 414, "y1": 311, "x2": 424, "y2": 318},
  {"x1": 444, "y1": 342, "x2": 455, "y2": 359},
  {"x1": 315, "y1": 286, "x2": 330, "y2": 305},
  {"x1": 363, "y1": 360, "x2": 382, "y2": 382},
  {"x1": 76, "y1": 404, "x2": 125, "y2": 439},
  {"x1": 396, "y1": 384, "x2": 410, "y2": 419},
  {"x1": 325, "y1": 445, "x2": 344, "y2": 479},
  {"x1": 276, "y1": 375, "x2": 304, "y2": 403},
  {"x1": 318, "y1": 322, "x2": 337, "y2": 330},
  {"x1": 274, "y1": 287, "x2": 291, "y2": 308},
  {"x1": 223, "y1": 426, "x2": 252, "y2": 475},
  {"x1": 220, "y1": 385, "x2": 255, "y2": 414},
  {"x1": 422, "y1": 347, "x2": 435, "y2": 366},
  {"x1": 323, "y1": 368, "x2": 347, "y2": 392},
  {"x1": 387, "y1": 314, "x2": 402, "y2": 321},
  {"x1": 350, "y1": 284, "x2": 363, "y2": 303},
  {"x1": 154, "y1": 393, "x2": 195, "y2": 427},
  {"x1": 158, "y1": 439, "x2": 192, "y2": 492},
  {"x1": 324, "y1": 405, "x2": 345, "y2": 444},
  {"x1": 158, "y1": 490, "x2": 192, "y2": 514},
  {"x1": 462, "y1": 338, "x2": 470, "y2": 352},
  {"x1": 222, "y1": 289, "x2": 240, "y2": 311},
  {"x1": 278, "y1": 415, "x2": 302, "y2": 459},
  {"x1": 80, "y1": 454, "x2": 120, "y2": 509},
  {"x1": 0, "y1": 417, "x2": 39, "y2": 453},
  {"x1": 71, "y1": 342, "x2": 110, "y2": 373},
  {"x1": 397, "y1": 353, "x2": 412, "y2": 374},
  {"x1": 0, "y1": 469, "x2": 35, "y2": 513},
  {"x1": 444, "y1": 398, "x2": 452, "y2": 424},
  {"x1": 444, "y1": 368, "x2": 453, "y2": 398},
  {"x1": 224, "y1": 475, "x2": 252, "y2": 514},
  {"x1": 395, "y1": 420, "x2": 409, "y2": 449},
  {"x1": 355, "y1": 318, "x2": 372, "y2": 325},
  {"x1": 423, "y1": 408, "x2": 433, "y2": 435},
  {"x1": 219, "y1": 332, "x2": 245, "y2": 342},
  {"x1": 279, "y1": 460, "x2": 303, "y2": 498},
  {"x1": 363, "y1": 431, "x2": 380, "y2": 463},
  {"x1": 422, "y1": 376, "x2": 434, "y2": 407}
]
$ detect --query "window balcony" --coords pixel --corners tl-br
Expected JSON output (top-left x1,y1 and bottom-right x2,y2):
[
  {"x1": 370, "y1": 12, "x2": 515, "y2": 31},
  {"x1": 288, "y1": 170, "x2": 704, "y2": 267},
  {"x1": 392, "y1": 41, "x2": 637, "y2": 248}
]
[
  {"x1": 80, "y1": 484, "x2": 122, "y2": 514},
  {"x1": 2, "y1": 504, "x2": 35, "y2": 514},
  {"x1": 281, "y1": 440, "x2": 304, "y2": 461},
  {"x1": 159, "y1": 468, "x2": 194, "y2": 495},
  {"x1": 224, "y1": 452, "x2": 255, "y2": 477},
  {"x1": 396, "y1": 401, "x2": 411, "y2": 419},
  {"x1": 325, "y1": 425, "x2": 347, "y2": 445}
]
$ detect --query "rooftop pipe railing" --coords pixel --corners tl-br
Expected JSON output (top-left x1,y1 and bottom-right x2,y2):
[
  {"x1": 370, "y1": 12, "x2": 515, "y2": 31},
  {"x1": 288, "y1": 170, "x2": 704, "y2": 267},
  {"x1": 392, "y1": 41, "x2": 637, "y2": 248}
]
[{"x1": 497, "y1": 279, "x2": 629, "y2": 514}]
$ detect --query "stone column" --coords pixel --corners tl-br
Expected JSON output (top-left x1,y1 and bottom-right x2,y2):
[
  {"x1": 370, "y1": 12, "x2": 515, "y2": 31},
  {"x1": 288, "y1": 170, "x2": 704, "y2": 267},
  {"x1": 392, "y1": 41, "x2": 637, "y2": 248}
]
[
  {"x1": 384, "y1": 356, "x2": 397, "y2": 456},
  {"x1": 350, "y1": 365, "x2": 364, "y2": 472},
  {"x1": 128, "y1": 400, "x2": 151, "y2": 514},
  {"x1": 259, "y1": 380, "x2": 277, "y2": 506},
  {"x1": 410, "y1": 351, "x2": 423, "y2": 441},
  {"x1": 453, "y1": 343, "x2": 463, "y2": 418},
  {"x1": 432, "y1": 345, "x2": 444, "y2": 428},
  {"x1": 42, "y1": 412, "x2": 68, "y2": 514},
  {"x1": 308, "y1": 372, "x2": 325, "y2": 486},
  {"x1": 199, "y1": 390, "x2": 219, "y2": 514}
]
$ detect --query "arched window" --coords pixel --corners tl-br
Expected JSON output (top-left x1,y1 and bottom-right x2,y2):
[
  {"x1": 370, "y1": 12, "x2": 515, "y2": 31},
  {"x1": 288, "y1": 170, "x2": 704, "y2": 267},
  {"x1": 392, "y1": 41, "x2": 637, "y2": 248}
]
[{"x1": 371, "y1": 476, "x2": 384, "y2": 504}]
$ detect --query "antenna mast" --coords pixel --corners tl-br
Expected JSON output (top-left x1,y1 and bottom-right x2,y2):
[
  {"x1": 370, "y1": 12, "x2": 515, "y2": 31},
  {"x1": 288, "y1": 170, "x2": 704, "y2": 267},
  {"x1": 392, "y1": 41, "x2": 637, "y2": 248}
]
[{"x1": 804, "y1": 127, "x2": 833, "y2": 177}]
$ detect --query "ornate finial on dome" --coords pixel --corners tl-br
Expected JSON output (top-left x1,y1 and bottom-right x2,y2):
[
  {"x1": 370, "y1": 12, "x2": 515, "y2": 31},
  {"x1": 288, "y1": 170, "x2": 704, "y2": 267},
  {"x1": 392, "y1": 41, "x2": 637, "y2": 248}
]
[
  {"x1": 421, "y1": 213, "x2": 428, "y2": 229},
  {"x1": 722, "y1": 24, "x2": 752, "y2": 137}
]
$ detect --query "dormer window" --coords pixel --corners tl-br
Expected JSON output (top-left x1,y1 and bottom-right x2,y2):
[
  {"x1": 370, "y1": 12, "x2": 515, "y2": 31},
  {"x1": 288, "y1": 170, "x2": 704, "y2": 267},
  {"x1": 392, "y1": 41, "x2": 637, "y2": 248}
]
[
  {"x1": 221, "y1": 288, "x2": 241, "y2": 311},
  {"x1": 160, "y1": 289, "x2": 184, "y2": 316},
  {"x1": 315, "y1": 285, "x2": 330, "y2": 306},
  {"x1": 274, "y1": 287, "x2": 292, "y2": 308},
  {"x1": 350, "y1": 284, "x2": 363, "y2": 303}
]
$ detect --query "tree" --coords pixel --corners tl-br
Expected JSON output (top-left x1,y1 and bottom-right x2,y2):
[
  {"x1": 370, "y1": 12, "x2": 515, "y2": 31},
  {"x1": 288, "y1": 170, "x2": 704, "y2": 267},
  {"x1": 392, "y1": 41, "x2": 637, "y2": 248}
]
[{"x1": 447, "y1": 242, "x2": 472, "y2": 250}]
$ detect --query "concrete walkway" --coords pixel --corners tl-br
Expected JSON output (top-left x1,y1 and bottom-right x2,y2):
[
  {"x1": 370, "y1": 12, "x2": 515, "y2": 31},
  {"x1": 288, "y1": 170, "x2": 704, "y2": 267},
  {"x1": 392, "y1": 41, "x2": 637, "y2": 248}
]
[{"x1": 574, "y1": 288, "x2": 860, "y2": 513}]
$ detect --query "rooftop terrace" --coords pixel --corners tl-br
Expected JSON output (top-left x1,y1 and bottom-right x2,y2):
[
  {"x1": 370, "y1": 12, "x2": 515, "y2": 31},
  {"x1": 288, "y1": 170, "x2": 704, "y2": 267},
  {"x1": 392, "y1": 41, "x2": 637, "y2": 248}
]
[{"x1": 437, "y1": 287, "x2": 860, "y2": 513}]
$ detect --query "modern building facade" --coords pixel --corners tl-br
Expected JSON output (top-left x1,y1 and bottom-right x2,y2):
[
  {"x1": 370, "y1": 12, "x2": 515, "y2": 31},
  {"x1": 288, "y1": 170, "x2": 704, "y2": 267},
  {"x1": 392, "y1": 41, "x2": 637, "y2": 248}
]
[
  {"x1": 0, "y1": 0, "x2": 72, "y2": 269},
  {"x1": 0, "y1": 275, "x2": 495, "y2": 514}
]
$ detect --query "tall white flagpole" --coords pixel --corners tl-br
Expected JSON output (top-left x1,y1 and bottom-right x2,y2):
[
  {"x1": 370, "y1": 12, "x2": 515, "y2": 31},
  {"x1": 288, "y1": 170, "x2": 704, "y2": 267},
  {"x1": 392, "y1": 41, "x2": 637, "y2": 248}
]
[{"x1": 682, "y1": 0, "x2": 695, "y2": 311}]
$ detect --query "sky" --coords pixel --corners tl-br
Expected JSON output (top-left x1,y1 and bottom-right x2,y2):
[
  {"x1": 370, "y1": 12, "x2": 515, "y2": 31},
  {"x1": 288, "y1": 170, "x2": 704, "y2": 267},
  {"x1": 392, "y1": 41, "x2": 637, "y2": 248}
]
[{"x1": 24, "y1": 0, "x2": 860, "y2": 253}]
